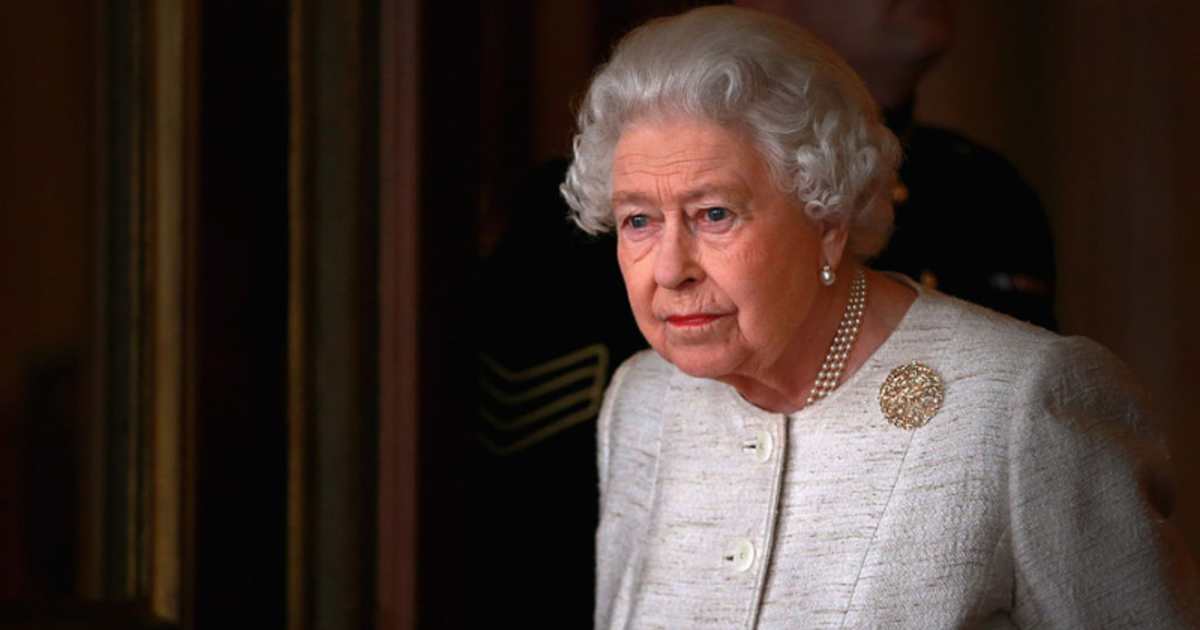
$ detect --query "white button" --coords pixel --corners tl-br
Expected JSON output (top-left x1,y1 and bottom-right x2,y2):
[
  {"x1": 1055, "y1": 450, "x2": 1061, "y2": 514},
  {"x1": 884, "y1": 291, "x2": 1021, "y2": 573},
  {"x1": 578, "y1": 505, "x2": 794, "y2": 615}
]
[
  {"x1": 742, "y1": 429, "x2": 773, "y2": 463},
  {"x1": 724, "y1": 538, "x2": 755, "y2": 573}
]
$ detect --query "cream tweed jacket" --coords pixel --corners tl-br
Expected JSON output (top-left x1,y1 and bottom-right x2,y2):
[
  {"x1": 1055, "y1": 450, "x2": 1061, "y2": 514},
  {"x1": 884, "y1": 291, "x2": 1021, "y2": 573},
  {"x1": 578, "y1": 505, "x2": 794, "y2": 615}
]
[{"x1": 595, "y1": 287, "x2": 1197, "y2": 629}]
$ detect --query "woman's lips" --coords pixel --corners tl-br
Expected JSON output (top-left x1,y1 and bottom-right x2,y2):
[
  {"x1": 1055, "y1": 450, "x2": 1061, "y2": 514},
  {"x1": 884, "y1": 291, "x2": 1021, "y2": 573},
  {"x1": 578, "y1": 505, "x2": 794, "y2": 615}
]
[{"x1": 665, "y1": 313, "x2": 725, "y2": 327}]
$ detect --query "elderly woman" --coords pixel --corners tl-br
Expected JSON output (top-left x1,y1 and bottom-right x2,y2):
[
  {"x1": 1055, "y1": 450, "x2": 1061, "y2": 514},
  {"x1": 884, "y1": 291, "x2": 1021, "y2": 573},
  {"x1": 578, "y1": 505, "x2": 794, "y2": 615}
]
[{"x1": 560, "y1": 7, "x2": 1196, "y2": 629}]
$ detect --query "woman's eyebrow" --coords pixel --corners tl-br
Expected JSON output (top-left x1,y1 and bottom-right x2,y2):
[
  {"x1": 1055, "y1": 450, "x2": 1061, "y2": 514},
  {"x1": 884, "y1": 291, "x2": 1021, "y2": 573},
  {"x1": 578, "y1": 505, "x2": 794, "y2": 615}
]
[
  {"x1": 610, "y1": 191, "x2": 655, "y2": 208},
  {"x1": 611, "y1": 181, "x2": 748, "y2": 208},
  {"x1": 680, "y1": 182, "x2": 747, "y2": 204}
]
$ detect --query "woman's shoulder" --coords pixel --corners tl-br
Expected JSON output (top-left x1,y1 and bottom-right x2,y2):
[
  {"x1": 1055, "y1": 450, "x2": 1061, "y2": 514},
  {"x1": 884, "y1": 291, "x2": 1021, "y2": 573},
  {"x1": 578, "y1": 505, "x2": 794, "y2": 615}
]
[
  {"x1": 907, "y1": 290, "x2": 1148, "y2": 425},
  {"x1": 908, "y1": 289, "x2": 1069, "y2": 382},
  {"x1": 919, "y1": 287, "x2": 1057, "y2": 355},
  {"x1": 601, "y1": 349, "x2": 732, "y2": 450},
  {"x1": 883, "y1": 294, "x2": 1193, "y2": 625},
  {"x1": 596, "y1": 350, "x2": 680, "y2": 498},
  {"x1": 607, "y1": 349, "x2": 676, "y2": 406},
  {"x1": 1010, "y1": 332, "x2": 1157, "y2": 441},
  {"x1": 600, "y1": 350, "x2": 677, "y2": 442},
  {"x1": 913, "y1": 289, "x2": 1155, "y2": 435},
  {"x1": 918, "y1": 289, "x2": 1128, "y2": 379}
]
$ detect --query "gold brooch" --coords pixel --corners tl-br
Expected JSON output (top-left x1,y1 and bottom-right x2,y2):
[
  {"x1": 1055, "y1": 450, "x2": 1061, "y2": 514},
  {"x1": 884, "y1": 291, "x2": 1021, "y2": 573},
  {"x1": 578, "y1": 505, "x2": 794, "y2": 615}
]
[{"x1": 879, "y1": 362, "x2": 944, "y2": 429}]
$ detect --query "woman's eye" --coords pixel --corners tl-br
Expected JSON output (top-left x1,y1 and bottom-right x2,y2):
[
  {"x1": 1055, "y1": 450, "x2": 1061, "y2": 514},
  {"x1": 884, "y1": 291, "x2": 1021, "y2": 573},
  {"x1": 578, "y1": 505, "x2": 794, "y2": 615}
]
[
  {"x1": 626, "y1": 214, "x2": 649, "y2": 229},
  {"x1": 704, "y1": 207, "x2": 730, "y2": 222}
]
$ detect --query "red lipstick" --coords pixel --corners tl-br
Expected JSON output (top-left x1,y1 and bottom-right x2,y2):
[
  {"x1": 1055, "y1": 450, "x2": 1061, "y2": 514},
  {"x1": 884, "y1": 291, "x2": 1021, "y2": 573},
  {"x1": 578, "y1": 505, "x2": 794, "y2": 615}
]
[{"x1": 666, "y1": 314, "x2": 723, "y2": 327}]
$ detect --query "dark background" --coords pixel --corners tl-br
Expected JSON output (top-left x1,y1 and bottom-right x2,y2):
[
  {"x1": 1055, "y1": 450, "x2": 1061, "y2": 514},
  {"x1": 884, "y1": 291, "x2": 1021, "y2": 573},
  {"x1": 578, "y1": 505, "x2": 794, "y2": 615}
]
[{"x1": 1, "y1": 1, "x2": 1197, "y2": 628}]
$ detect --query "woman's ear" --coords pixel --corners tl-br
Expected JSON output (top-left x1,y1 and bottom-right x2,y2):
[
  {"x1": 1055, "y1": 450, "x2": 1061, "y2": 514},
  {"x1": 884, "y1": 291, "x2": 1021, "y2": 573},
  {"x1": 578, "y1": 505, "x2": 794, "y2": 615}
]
[{"x1": 820, "y1": 220, "x2": 850, "y2": 270}]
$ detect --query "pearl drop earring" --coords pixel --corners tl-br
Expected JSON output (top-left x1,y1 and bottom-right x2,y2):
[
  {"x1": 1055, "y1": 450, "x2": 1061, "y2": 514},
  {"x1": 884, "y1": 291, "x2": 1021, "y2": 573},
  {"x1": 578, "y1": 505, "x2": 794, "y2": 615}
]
[{"x1": 819, "y1": 263, "x2": 836, "y2": 287}]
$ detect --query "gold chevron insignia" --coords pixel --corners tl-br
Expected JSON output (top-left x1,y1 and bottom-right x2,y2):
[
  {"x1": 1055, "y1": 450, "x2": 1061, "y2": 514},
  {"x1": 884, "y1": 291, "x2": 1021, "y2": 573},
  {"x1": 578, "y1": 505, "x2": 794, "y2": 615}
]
[{"x1": 477, "y1": 344, "x2": 610, "y2": 455}]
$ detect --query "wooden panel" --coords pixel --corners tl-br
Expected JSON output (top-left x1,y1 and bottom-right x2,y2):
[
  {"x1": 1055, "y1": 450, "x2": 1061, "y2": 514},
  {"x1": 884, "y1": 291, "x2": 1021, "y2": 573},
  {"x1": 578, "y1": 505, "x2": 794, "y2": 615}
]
[
  {"x1": 286, "y1": 0, "x2": 312, "y2": 625},
  {"x1": 378, "y1": 1, "x2": 420, "y2": 627},
  {"x1": 288, "y1": 0, "x2": 380, "y2": 628}
]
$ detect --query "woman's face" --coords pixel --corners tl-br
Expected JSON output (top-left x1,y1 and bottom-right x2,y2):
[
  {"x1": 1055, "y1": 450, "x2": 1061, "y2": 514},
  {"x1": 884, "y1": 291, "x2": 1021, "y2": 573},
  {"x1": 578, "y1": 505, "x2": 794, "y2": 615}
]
[{"x1": 611, "y1": 116, "x2": 834, "y2": 382}]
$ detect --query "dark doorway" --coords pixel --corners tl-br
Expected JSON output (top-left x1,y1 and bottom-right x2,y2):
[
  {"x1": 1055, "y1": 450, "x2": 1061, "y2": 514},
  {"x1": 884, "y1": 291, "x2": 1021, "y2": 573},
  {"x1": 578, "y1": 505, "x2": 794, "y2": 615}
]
[{"x1": 192, "y1": 1, "x2": 289, "y2": 627}]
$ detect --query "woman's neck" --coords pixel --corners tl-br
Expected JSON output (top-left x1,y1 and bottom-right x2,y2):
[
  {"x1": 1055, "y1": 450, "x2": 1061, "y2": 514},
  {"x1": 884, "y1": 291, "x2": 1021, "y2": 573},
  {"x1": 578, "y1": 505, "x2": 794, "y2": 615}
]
[{"x1": 723, "y1": 267, "x2": 917, "y2": 414}]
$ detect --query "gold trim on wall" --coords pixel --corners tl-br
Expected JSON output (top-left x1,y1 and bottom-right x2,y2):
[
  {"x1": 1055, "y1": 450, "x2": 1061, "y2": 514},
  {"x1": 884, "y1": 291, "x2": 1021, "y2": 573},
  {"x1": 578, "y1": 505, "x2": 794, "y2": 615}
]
[
  {"x1": 81, "y1": 0, "x2": 196, "y2": 621},
  {"x1": 144, "y1": 0, "x2": 195, "y2": 622},
  {"x1": 288, "y1": 2, "x2": 379, "y2": 628}
]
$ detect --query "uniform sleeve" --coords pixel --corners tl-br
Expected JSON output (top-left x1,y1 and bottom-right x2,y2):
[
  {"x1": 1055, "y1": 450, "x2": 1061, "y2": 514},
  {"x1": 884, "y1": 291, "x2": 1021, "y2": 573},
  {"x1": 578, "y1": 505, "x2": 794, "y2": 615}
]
[{"x1": 1007, "y1": 337, "x2": 1200, "y2": 627}]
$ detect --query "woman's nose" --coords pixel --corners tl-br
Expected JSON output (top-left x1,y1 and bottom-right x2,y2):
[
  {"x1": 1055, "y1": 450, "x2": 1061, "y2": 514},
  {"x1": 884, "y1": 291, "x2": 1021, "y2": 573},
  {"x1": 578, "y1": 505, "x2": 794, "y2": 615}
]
[{"x1": 653, "y1": 221, "x2": 702, "y2": 289}]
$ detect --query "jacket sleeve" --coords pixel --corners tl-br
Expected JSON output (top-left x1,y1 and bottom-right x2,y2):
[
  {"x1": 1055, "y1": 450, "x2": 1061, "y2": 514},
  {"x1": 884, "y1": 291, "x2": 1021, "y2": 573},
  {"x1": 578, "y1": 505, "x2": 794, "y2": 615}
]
[
  {"x1": 597, "y1": 356, "x2": 635, "y2": 513},
  {"x1": 1007, "y1": 337, "x2": 1200, "y2": 627},
  {"x1": 595, "y1": 354, "x2": 636, "y2": 630}
]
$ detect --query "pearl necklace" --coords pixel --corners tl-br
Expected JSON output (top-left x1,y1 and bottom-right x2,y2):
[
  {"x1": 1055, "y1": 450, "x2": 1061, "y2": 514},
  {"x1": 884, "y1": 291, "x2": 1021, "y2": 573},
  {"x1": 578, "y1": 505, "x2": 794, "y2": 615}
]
[{"x1": 804, "y1": 269, "x2": 867, "y2": 408}]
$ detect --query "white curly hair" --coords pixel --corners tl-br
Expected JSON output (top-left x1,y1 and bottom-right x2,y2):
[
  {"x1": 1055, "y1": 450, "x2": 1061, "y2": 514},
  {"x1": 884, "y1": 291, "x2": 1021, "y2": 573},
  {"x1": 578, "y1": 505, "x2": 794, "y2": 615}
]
[{"x1": 560, "y1": 5, "x2": 902, "y2": 259}]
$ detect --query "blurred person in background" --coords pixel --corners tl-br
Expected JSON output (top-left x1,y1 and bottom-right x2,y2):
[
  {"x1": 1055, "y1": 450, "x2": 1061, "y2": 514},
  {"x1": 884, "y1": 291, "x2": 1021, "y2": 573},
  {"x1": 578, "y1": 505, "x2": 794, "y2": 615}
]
[{"x1": 739, "y1": 0, "x2": 1059, "y2": 329}]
